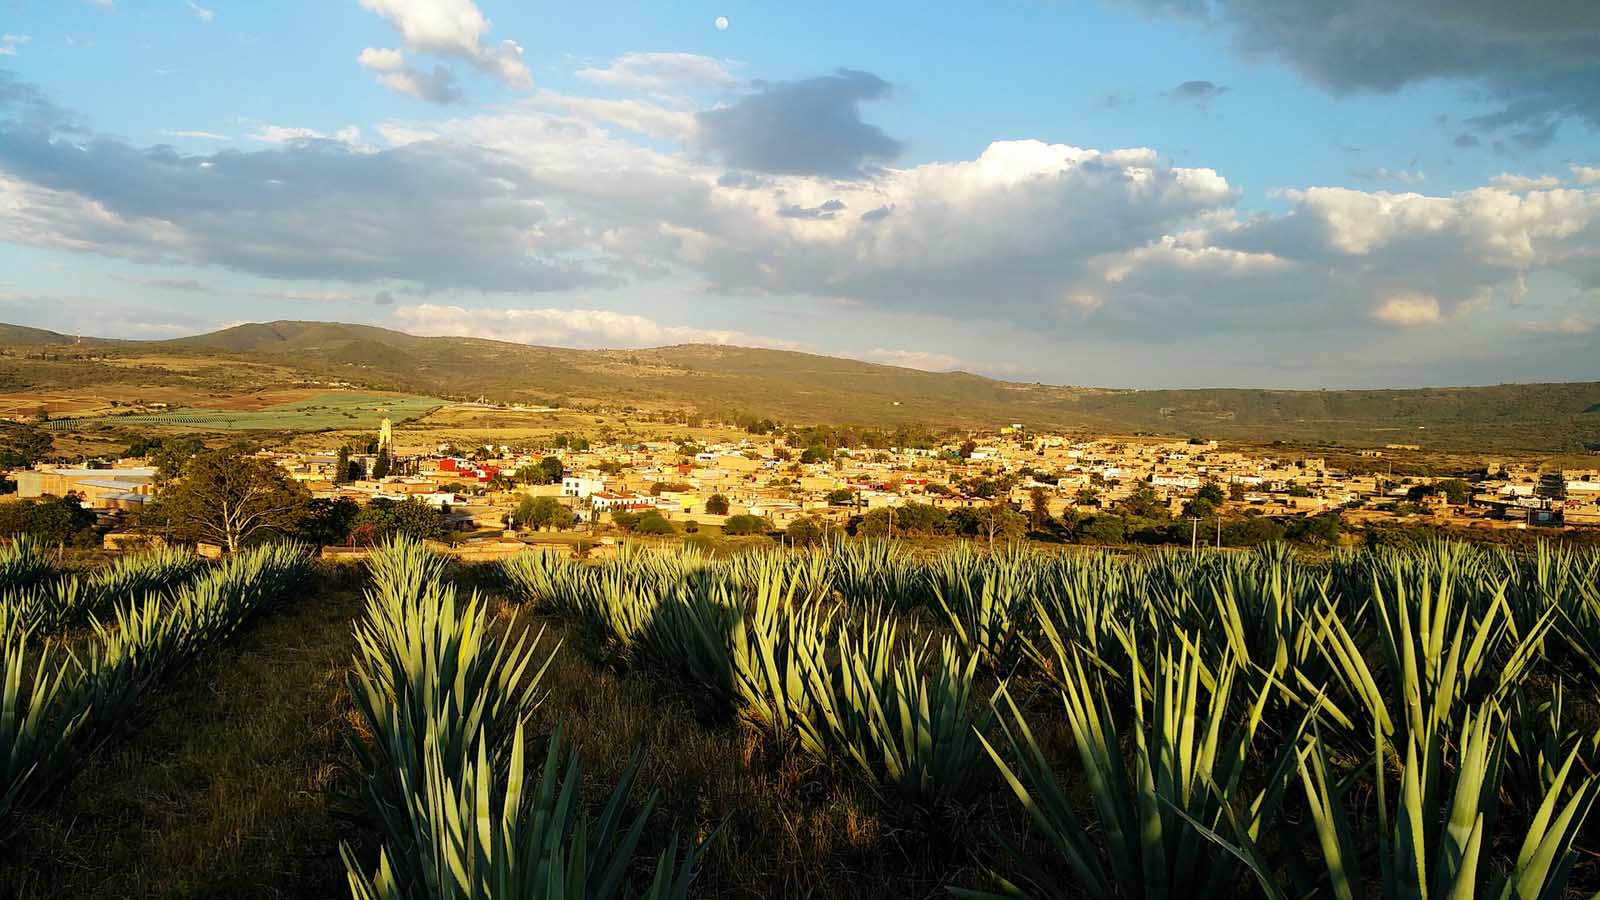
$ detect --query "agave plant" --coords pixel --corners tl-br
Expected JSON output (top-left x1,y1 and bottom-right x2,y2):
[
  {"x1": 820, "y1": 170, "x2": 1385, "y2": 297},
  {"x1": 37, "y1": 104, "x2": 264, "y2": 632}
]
[
  {"x1": 960, "y1": 641, "x2": 1301, "y2": 900},
  {"x1": 0, "y1": 534, "x2": 59, "y2": 593},
  {"x1": 344, "y1": 727, "x2": 714, "y2": 900},
  {"x1": 1205, "y1": 706, "x2": 1597, "y2": 900}
]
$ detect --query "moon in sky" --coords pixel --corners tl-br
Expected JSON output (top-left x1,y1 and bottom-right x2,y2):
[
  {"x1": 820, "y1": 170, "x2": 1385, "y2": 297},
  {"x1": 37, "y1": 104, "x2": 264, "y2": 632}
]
[{"x1": 714, "y1": 16, "x2": 729, "y2": 30}]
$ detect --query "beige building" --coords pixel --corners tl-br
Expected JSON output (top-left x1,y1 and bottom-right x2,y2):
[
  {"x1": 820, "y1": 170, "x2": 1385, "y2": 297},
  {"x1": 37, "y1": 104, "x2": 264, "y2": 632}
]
[{"x1": 12, "y1": 466, "x2": 158, "y2": 510}]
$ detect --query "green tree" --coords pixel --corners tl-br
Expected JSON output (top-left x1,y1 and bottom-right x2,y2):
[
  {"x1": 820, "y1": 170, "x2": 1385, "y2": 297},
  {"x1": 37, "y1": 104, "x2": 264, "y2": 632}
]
[
  {"x1": 1028, "y1": 486, "x2": 1052, "y2": 531},
  {"x1": 705, "y1": 493, "x2": 730, "y2": 515},
  {"x1": 371, "y1": 449, "x2": 392, "y2": 479},
  {"x1": 1074, "y1": 486, "x2": 1100, "y2": 506},
  {"x1": 0, "y1": 423, "x2": 53, "y2": 468},
  {"x1": 515, "y1": 495, "x2": 570, "y2": 531},
  {"x1": 517, "y1": 457, "x2": 565, "y2": 485},
  {"x1": 334, "y1": 445, "x2": 352, "y2": 484},
  {"x1": 153, "y1": 449, "x2": 311, "y2": 552},
  {"x1": 352, "y1": 497, "x2": 444, "y2": 543},
  {"x1": 722, "y1": 514, "x2": 771, "y2": 536},
  {"x1": 0, "y1": 494, "x2": 98, "y2": 546},
  {"x1": 301, "y1": 496, "x2": 360, "y2": 546},
  {"x1": 1122, "y1": 486, "x2": 1168, "y2": 519},
  {"x1": 1196, "y1": 481, "x2": 1226, "y2": 505},
  {"x1": 1437, "y1": 478, "x2": 1471, "y2": 505},
  {"x1": 786, "y1": 516, "x2": 824, "y2": 547},
  {"x1": 825, "y1": 488, "x2": 855, "y2": 506},
  {"x1": 958, "y1": 439, "x2": 977, "y2": 459}
]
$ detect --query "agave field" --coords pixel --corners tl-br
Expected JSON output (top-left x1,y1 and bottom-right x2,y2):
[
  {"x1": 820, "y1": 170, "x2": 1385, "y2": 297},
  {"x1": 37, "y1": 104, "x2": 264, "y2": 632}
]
[
  {"x1": 1, "y1": 537, "x2": 312, "y2": 826},
  {"x1": 3, "y1": 534, "x2": 1600, "y2": 899}
]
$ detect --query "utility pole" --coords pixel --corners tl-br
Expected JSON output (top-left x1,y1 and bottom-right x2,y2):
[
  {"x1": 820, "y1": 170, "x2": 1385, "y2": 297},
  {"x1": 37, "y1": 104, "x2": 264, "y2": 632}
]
[
  {"x1": 1189, "y1": 516, "x2": 1198, "y2": 555},
  {"x1": 1216, "y1": 515, "x2": 1222, "y2": 550}
]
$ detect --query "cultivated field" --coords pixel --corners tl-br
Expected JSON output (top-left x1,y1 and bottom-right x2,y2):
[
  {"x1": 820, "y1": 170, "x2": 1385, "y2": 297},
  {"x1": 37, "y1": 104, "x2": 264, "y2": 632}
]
[
  {"x1": 3, "y1": 536, "x2": 1599, "y2": 899},
  {"x1": 45, "y1": 391, "x2": 443, "y2": 433}
]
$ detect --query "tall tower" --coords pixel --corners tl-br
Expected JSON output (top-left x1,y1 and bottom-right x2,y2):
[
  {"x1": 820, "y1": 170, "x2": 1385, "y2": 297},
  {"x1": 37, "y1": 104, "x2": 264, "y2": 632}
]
[{"x1": 378, "y1": 417, "x2": 393, "y2": 452}]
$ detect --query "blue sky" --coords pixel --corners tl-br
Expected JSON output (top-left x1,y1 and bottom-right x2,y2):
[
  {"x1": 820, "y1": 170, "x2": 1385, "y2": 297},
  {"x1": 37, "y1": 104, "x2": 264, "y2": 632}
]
[{"x1": 1, "y1": 0, "x2": 1597, "y2": 388}]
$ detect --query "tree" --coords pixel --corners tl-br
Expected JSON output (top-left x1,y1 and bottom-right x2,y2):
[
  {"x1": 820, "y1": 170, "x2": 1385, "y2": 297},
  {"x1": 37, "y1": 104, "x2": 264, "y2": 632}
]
[
  {"x1": 825, "y1": 488, "x2": 855, "y2": 506},
  {"x1": 1183, "y1": 497, "x2": 1217, "y2": 520},
  {"x1": 0, "y1": 423, "x2": 54, "y2": 468},
  {"x1": 515, "y1": 495, "x2": 571, "y2": 531},
  {"x1": 1228, "y1": 482, "x2": 1248, "y2": 502},
  {"x1": 352, "y1": 497, "x2": 444, "y2": 543},
  {"x1": 1077, "y1": 515, "x2": 1125, "y2": 545},
  {"x1": 705, "y1": 493, "x2": 730, "y2": 515},
  {"x1": 958, "y1": 439, "x2": 977, "y2": 459},
  {"x1": 973, "y1": 502, "x2": 1027, "y2": 549},
  {"x1": 786, "y1": 516, "x2": 825, "y2": 547},
  {"x1": 301, "y1": 497, "x2": 360, "y2": 546},
  {"x1": 1437, "y1": 478, "x2": 1471, "y2": 505},
  {"x1": 0, "y1": 494, "x2": 98, "y2": 546},
  {"x1": 633, "y1": 510, "x2": 674, "y2": 535},
  {"x1": 1121, "y1": 486, "x2": 1168, "y2": 519},
  {"x1": 334, "y1": 445, "x2": 352, "y2": 484},
  {"x1": 1028, "y1": 487, "x2": 1052, "y2": 531},
  {"x1": 154, "y1": 450, "x2": 311, "y2": 552},
  {"x1": 1196, "y1": 481, "x2": 1226, "y2": 505},
  {"x1": 800, "y1": 445, "x2": 829, "y2": 464},
  {"x1": 371, "y1": 449, "x2": 393, "y2": 479},
  {"x1": 722, "y1": 514, "x2": 771, "y2": 536},
  {"x1": 517, "y1": 457, "x2": 564, "y2": 485},
  {"x1": 1074, "y1": 486, "x2": 1101, "y2": 507}
]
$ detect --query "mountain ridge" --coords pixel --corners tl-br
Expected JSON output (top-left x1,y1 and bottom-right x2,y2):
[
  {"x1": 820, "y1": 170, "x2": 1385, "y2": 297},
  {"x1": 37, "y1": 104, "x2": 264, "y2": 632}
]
[{"x1": 3, "y1": 319, "x2": 1598, "y2": 451}]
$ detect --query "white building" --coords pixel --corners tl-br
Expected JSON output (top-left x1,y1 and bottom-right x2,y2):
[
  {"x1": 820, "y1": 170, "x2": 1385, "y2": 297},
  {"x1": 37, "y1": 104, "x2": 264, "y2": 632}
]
[{"x1": 561, "y1": 475, "x2": 607, "y2": 499}]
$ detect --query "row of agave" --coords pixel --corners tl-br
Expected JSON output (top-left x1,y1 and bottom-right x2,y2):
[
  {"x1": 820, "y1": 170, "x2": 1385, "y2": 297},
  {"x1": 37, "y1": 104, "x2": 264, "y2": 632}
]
[
  {"x1": 504, "y1": 539, "x2": 1600, "y2": 897},
  {"x1": 1, "y1": 545, "x2": 207, "y2": 634},
  {"x1": 1, "y1": 541, "x2": 311, "y2": 826},
  {"x1": 342, "y1": 538, "x2": 715, "y2": 900},
  {"x1": 501, "y1": 546, "x2": 996, "y2": 807}
]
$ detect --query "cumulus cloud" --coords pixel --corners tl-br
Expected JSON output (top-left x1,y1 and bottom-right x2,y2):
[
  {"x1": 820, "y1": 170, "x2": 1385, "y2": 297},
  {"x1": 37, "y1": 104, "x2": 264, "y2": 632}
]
[
  {"x1": 358, "y1": 47, "x2": 462, "y2": 103},
  {"x1": 4, "y1": 69, "x2": 1600, "y2": 365},
  {"x1": 1117, "y1": 0, "x2": 1600, "y2": 140},
  {"x1": 577, "y1": 52, "x2": 735, "y2": 96},
  {"x1": 248, "y1": 124, "x2": 366, "y2": 146},
  {"x1": 696, "y1": 69, "x2": 902, "y2": 177},
  {"x1": 357, "y1": 0, "x2": 530, "y2": 88},
  {"x1": 1573, "y1": 165, "x2": 1600, "y2": 185},
  {"x1": 1373, "y1": 293, "x2": 1441, "y2": 326},
  {"x1": 1491, "y1": 173, "x2": 1561, "y2": 191},
  {"x1": 391, "y1": 303, "x2": 779, "y2": 349}
]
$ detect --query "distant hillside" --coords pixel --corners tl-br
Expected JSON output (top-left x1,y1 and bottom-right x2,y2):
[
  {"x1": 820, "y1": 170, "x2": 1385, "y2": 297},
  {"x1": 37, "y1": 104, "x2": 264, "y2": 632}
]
[
  {"x1": 3, "y1": 319, "x2": 1598, "y2": 452},
  {"x1": 0, "y1": 323, "x2": 75, "y2": 345}
]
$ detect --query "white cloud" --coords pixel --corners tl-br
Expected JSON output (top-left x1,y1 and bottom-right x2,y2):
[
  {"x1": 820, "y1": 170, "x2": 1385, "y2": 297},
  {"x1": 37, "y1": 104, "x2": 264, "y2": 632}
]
[
  {"x1": 160, "y1": 129, "x2": 228, "y2": 140},
  {"x1": 1572, "y1": 165, "x2": 1600, "y2": 185},
  {"x1": 184, "y1": 0, "x2": 214, "y2": 23},
  {"x1": 857, "y1": 348, "x2": 963, "y2": 371},
  {"x1": 357, "y1": 0, "x2": 530, "y2": 88},
  {"x1": 248, "y1": 124, "x2": 365, "y2": 146},
  {"x1": 0, "y1": 34, "x2": 30, "y2": 56},
  {"x1": 391, "y1": 303, "x2": 787, "y2": 349},
  {"x1": 358, "y1": 47, "x2": 460, "y2": 103},
  {"x1": 1520, "y1": 316, "x2": 1594, "y2": 335},
  {"x1": 576, "y1": 52, "x2": 735, "y2": 96},
  {"x1": 1360, "y1": 167, "x2": 1425, "y2": 184},
  {"x1": 1490, "y1": 173, "x2": 1561, "y2": 191},
  {"x1": 1373, "y1": 293, "x2": 1441, "y2": 326}
]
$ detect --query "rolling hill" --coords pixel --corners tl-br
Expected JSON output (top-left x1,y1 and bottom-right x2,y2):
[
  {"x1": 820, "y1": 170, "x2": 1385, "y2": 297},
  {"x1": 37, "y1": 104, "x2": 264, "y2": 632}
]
[{"x1": 2, "y1": 319, "x2": 1598, "y2": 452}]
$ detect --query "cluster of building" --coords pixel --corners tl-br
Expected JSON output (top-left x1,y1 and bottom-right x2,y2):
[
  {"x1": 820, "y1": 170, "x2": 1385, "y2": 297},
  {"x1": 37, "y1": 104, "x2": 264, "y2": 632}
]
[{"x1": 8, "y1": 419, "x2": 1600, "y2": 542}]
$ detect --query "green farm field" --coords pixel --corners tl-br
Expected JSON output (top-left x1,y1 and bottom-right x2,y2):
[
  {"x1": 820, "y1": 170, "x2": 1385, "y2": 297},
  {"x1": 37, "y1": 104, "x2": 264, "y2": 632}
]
[{"x1": 49, "y1": 392, "x2": 443, "y2": 432}]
